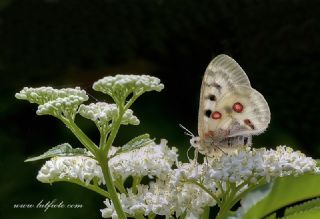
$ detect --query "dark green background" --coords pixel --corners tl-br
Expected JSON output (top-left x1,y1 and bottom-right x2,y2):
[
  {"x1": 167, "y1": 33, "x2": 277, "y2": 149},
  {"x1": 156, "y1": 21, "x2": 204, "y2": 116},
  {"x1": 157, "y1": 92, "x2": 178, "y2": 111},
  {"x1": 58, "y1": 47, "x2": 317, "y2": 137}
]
[{"x1": 1, "y1": 0, "x2": 320, "y2": 218}]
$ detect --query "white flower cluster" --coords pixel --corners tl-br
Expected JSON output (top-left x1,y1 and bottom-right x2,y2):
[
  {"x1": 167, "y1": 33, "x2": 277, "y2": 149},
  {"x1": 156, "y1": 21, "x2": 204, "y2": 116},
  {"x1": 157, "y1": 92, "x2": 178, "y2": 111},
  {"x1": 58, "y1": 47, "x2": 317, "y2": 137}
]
[
  {"x1": 78, "y1": 102, "x2": 139, "y2": 130},
  {"x1": 36, "y1": 140, "x2": 177, "y2": 185},
  {"x1": 36, "y1": 141, "x2": 318, "y2": 219},
  {"x1": 103, "y1": 144, "x2": 217, "y2": 219},
  {"x1": 93, "y1": 75, "x2": 164, "y2": 101},
  {"x1": 15, "y1": 87, "x2": 88, "y2": 119},
  {"x1": 207, "y1": 146, "x2": 317, "y2": 184},
  {"x1": 101, "y1": 178, "x2": 216, "y2": 219},
  {"x1": 101, "y1": 145, "x2": 318, "y2": 219},
  {"x1": 101, "y1": 161, "x2": 217, "y2": 219},
  {"x1": 109, "y1": 139, "x2": 177, "y2": 181},
  {"x1": 37, "y1": 155, "x2": 105, "y2": 185}
]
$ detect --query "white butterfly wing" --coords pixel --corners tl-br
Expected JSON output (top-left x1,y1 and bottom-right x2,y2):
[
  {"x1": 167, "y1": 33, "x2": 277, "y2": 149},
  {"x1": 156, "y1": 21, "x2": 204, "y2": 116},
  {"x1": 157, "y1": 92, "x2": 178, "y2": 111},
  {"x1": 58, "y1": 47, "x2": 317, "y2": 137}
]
[
  {"x1": 198, "y1": 54, "x2": 271, "y2": 149},
  {"x1": 210, "y1": 86, "x2": 271, "y2": 137},
  {"x1": 206, "y1": 54, "x2": 251, "y2": 87},
  {"x1": 198, "y1": 54, "x2": 254, "y2": 139}
]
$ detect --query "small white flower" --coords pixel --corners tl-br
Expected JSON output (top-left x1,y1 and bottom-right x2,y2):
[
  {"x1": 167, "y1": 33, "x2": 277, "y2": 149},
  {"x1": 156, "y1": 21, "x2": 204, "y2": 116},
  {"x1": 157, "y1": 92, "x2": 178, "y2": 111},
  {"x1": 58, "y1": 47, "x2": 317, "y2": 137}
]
[
  {"x1": 15, "y1": 87, "x2": 88, "y2": 119},
  {"x1": 206, "y1": 146, "x2": 317, "y2": 184},
  {"x1": 100, "y1": 177, "x2": 216, "y2": 218},
  {"x1": 93, "y1": 75, "x2": 164, "y2": 102},
  {"x1": 37, "y1": 156, "x2": 105, "y2": 185},
  {"x1": 15, "y1": 86, "x2": 88, "y2": 105},
  {"x1": 109, "y1": 139, "x2": 178, "y2": 181},
  {"x1": 78, "y1": 102, "x2": 139, "y2": 129}
]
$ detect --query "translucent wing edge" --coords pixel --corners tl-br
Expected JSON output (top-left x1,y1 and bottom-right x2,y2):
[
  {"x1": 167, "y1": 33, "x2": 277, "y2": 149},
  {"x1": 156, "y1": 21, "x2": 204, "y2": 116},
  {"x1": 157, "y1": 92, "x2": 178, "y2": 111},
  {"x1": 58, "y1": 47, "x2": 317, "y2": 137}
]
[{"x1": 207, "y1": 54, "x2": 251, "y2": 86}]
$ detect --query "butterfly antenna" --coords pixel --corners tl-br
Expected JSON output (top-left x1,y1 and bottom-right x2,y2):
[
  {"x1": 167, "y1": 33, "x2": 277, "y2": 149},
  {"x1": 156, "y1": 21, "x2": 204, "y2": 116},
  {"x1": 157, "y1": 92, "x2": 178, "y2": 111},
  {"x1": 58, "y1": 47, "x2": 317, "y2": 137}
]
[
  {"x1": 87, "y1": 92, "x2": 100, "y2": 102},
  {"x1": 179, "y1": 124, "x2": 195, "y2": 137}
]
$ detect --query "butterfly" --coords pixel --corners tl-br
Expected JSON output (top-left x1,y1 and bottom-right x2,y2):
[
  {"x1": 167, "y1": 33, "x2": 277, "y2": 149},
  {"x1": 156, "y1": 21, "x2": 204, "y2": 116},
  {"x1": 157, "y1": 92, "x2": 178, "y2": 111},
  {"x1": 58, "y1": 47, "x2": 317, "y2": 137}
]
[{"x1": 190, "y1": 54, "x2": 271, "y2": 157}]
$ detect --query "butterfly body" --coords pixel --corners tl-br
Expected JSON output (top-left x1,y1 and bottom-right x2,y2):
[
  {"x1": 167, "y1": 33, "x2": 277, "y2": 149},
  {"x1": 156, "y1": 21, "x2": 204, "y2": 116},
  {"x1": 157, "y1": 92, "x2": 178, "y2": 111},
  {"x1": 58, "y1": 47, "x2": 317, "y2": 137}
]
[{"x1": 192, "y1": 54, "x2": 270, "y2": 156}]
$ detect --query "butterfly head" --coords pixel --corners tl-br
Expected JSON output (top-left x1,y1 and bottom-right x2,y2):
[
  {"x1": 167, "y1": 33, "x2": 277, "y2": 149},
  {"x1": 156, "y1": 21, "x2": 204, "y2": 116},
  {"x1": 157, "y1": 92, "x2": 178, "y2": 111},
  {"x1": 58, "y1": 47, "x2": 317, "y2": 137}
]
[{"x1": 190, "y1": 136, "x2": 200, "y2": 148}]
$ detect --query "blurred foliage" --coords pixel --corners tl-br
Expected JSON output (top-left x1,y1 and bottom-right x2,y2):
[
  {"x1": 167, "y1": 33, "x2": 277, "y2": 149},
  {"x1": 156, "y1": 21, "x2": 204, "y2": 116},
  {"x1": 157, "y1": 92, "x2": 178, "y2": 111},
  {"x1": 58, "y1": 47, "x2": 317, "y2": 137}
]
[{"x1": 1, "y1": 0, "x2": 320, "y2": 218}]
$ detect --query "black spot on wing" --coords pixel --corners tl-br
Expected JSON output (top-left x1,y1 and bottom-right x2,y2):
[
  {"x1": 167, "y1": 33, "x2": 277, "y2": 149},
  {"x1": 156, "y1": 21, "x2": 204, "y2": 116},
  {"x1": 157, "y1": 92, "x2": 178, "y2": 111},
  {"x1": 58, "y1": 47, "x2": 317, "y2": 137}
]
[
  {"x1": 207, "y1": 94, "x2": 216, "y2": 101},
  {"x1": 205, "y1": 110, "x2": 212, "y2": 118}
]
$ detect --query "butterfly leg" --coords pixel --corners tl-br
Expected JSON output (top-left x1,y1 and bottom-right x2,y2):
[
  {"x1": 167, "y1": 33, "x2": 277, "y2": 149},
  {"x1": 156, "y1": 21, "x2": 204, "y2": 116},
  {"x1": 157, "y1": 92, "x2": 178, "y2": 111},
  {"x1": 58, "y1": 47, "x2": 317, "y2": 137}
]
[
  {"x1": 204, "y1": 154, "x2": 210, "y2": 173},
  {"x1": 192, "y1": 148, "x2": 199, "y2": 167}
]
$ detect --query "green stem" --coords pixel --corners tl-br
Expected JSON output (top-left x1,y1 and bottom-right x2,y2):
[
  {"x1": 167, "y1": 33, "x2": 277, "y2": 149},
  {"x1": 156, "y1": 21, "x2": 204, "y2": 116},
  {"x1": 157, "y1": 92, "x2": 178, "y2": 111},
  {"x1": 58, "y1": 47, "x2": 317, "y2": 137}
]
[
  {"x1": 132, "y1": 176, "x2": 142, "y2": 194},
  {"x1": 135, "y1": 214, "x2": 145, "y2": 219},
  {"x1": 99, "y1": 127, "x2": 108, "y2": 149},
  {"x1": 95, "y1": 92, "x2": 143, "y2": 218},
  {"x1": 102, "y1": 106, "x2": 124, "y2": 155},
  {"x1": 187, "y1": 179, "x2": 221, "y2": 205},
  {"x1": 55, "y1": 179, "x2": 111, "y2": 198},
  {"x1": 148, "y1": 213, "x2": 156, "y2": 219},
  {"x1": 228, "y1": 179, "x2": 267, "y2": 209},
  {"x1": 216, "y1": 183, "x2": 238, "y2": 219},
  {"x1": 124, "y1": 92, "x2": 141, "y2": 111},
  {"x1": 102, "y1": 92, "x2": 142, "y2": 156},
  {"x1": 200, "y1": 206, "x2": 210, "y2": 219},
  {"x1": 179, "y1": 211, "x2": 187, "y2": 219},
  {"x1": 62, "y1": 118, "x2": 98, "y2": 156},
  {"x1": 114, "y1": 178, "x2": 127, "y2": 194},
  {"x1": 216, "y1": 179, "x2": 267, "y2": 219},
  {"x1": 98, "y1": 155, "x2": 127, "y2": 219},
  {"x1": 216, "y1": 181, "x2": 226, "y2": 198}
]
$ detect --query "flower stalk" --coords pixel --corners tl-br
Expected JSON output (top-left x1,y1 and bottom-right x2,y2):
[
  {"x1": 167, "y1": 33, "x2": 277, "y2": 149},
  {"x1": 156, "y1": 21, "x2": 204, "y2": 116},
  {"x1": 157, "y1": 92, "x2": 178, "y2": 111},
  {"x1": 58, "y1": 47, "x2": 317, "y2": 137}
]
[
  {"x1": 62, "y1": 118, "x2": 99, "y2": 156},
  {"x1": 98, "y1": 108, "x2": 127, "y2": 219},
  {"x1": 98, "y1": 153, "x2": 127, "y2": 219}
]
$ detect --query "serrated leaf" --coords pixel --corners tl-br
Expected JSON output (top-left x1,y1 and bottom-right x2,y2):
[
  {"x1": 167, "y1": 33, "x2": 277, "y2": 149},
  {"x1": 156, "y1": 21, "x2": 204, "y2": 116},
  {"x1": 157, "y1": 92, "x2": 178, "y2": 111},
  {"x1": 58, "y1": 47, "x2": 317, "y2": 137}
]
[
  {"x1": 282, "y1": 207, "x2": 320, "y2": 219},
  {"x1": 111, "y1": 134, "x2": 153, "y2": 158},
  {"x1": 284, "y1": 198, "x2": 320, "y2": 216},
  {"x1": 234, "y1": 174, "x2": 320, "y2": 219},
  {"x1": 25, "y1": 143, "x2": 90, "y2": 162}
]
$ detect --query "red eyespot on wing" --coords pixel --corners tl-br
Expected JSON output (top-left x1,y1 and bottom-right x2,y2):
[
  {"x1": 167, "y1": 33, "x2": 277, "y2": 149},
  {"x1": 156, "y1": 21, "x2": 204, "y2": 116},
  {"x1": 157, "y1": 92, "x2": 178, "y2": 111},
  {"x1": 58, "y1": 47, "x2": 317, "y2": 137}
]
[
  {"x1": 233, "y1": 102, "x2": 244, "y2": 113},
  {"x1": 211, "y1": 111, "x2": 222, "y2": 119},
  {"x1": 244, "y1": 119, "x2": 255, "y2": 129}
]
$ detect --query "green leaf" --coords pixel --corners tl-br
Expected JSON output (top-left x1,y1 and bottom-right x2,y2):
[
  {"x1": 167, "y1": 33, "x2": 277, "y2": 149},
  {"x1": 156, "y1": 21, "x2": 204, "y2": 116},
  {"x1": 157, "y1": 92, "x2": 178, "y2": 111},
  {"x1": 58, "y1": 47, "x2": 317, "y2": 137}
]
[
  {"x1": 284, "y1": 198, "x2": 320, "y2": 216},
  {"x1": 234, "y1": 174, "x2": 320, "y2": 219},
  {"x1": 25, "y1": 143, "x2": 90, "y2": 162},
  {"x1": 282, "y1": 207, "x2": 320, "y2": 219},
  {"x1": 265, "y1": 213, "x2": 276, "y2": 219},
  {"x1": 111, "y1": 134, "x2": 153, "y2": 158},
  {"x1": 233, "y1": 182, "x2": 273, "y2": 218}
]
